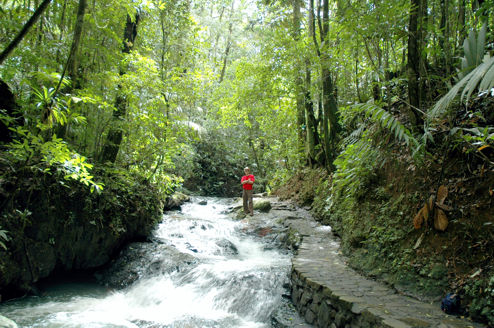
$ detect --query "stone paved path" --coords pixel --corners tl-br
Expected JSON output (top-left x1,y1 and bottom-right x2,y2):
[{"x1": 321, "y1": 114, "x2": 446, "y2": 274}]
[
  {"x1": 275, "y1": 201, "x2": 485, "y2": 328},
  {"x1": 242, "y1": 198, "x2": 486, "y2": 328}
]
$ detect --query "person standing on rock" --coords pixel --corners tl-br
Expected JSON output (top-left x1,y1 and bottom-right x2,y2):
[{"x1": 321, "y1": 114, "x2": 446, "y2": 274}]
[{"x1": 241, "y1": 167, "x2": 255, "y2": 216}]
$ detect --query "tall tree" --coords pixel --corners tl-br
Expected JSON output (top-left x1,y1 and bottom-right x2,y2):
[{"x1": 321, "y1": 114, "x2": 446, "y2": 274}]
[
  {"x1": 407, "y1": 0, "x2": 425, "y2": 127},
  {"x1": 306, "y1": 0, "x2": 322, "y2": 166},
  {"x1": 292, "y1": 0, "x2": 306, "y2": 157},
  {"x1": 219, "y1": 0, "x2": 235, "y2": 83},
  {"x1": 66, "y1": 0, "x2": 87, "y2": 90},
  {"x1": 319, "y1": 0, "x2": 340, "y2": 169},
  {"x1": 99, "y1": 12, "x2": 140, "y2": 164}
]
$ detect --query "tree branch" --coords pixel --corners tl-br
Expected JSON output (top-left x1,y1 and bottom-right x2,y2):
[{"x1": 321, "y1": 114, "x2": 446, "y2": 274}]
[{"x1": 0, "y1": 0, "x2": 53, "y2": 65}]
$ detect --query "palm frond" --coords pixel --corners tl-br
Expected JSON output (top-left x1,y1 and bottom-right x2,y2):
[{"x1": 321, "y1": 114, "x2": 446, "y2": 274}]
[
  {"x1": 461, "y1": 56, "x2": 492, "y2": 103},
  {"x1": 479, "y1": 59, "x2": 494, "y2": 91},
  {"x1": 431, "y1": 55, "x2": 494, "y2": 118}
]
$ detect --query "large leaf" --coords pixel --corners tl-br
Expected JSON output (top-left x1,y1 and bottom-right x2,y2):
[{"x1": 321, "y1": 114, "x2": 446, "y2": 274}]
[
  {"x1": 461, "y1": 56, "x2": 493, "y2": 103},
  {"x1": 479, "y1": 58, "x2": 494, "y2": 91},
  {"x1": 430, "y1": 54, "x2": 494, "y2": 118}
]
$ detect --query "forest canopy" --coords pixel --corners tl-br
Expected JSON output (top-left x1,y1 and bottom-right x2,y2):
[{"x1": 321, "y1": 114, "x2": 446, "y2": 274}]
[{"x1": 1, "y1": 0, "x2": 492, "y2": 194}]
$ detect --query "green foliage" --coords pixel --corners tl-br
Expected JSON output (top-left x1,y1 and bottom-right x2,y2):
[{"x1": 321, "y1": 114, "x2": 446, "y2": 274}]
[
  {"x1": 460, "y1": 24, "x2": 487, "y2": 79},
  {"x1": 431, "y1": 25, "x2": 494, "y2": 117},
  {"x1": 450, "y1": 126, "x2": 494, "y2": 154},
  {"x1": 350, "y1": 101, "x2": 419, "y2": 149},
  {"x1": 332, "y1": 138, "x2": 381, "y2": 201},
  {"x1": 464, "y1": 273, "x2": 494, "y2": 326},
  {"x1": 0, "y1": 226, "x2": 10, "y2": 250},
  {"x1": 5, "y1": 125, "x2": 103, "y2": 192}
]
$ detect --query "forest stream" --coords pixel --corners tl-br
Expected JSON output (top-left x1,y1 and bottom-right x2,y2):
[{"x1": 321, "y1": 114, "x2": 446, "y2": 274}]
[{"x1": 0, "y1": 198, "x2": 295, "y2": 328}]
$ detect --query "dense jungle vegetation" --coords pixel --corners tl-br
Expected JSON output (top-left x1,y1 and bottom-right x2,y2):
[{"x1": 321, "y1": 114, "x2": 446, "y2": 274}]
[{"x1": 1, "y1": 0, "x2": 494, "y2": 325}]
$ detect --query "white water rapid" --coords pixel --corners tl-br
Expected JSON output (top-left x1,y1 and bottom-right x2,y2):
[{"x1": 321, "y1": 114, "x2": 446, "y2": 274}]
[{"x1": 0, "y1": 198, "x2": 292, "y2": 328}]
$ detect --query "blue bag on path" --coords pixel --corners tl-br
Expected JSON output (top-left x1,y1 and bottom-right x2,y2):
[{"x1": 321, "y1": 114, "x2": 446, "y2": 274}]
[{"x1": 441, "y1": 293, "x2": 461, "y2": 315}]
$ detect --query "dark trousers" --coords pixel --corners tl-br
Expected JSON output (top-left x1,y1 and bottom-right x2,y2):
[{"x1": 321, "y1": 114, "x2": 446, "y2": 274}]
[{"x1": 242, "y1": 189, "x2": 253, "y2": 215}]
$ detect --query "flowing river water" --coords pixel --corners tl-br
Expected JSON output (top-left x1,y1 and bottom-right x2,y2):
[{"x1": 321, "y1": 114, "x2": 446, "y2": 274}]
[{"x1": 0, "y1": 198, "x2": 293, "y2": 327}]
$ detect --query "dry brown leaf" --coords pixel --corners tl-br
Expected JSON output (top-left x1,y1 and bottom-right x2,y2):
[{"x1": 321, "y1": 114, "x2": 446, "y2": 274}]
[
  {"x1": 423, "y1": 196, "x2": 434, "y2": 222},
  {"x1": 413, "y1": 207, "x2": 424, "y2": 229},
  {"x1": 434, "y1": 209, "x2": 449, "y2": 231},
  {"x1": 437, "y1": 185, "x2": 448, "y2": 205}
]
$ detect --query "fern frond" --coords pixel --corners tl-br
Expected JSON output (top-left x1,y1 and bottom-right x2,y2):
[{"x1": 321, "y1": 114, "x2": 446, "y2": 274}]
[
  {"x1": 351, "y1": 101, "x2": 419, "y2": 148},
  {"x1": 344, "y1": 124, "x2": 365, "y2": 145}
]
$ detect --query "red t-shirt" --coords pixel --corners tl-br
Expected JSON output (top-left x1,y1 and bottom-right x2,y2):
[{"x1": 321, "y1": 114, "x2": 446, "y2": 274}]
[{"x1": 241, "y1": 174, "x2": 255, "y2": 190}]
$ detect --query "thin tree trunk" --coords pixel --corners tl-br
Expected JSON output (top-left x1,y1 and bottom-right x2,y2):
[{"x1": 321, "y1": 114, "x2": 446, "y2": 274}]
[
  {"x1": 219, "y1": 0, "x2": 235, "y2": 83},
  {"x1": 355, "y1": 46, "x2": 362, "y2": 103},
  {"x1": 67, "y1": 0, "x2": 87, "y2": 90},
  {"x1": 292, "y1": 0, "x2": 306, "y2": 155},
  {"x1": 305, "y1": 63, "x2": 320, "y2": 167},
  {"x1": 219, "y1": 22, "x2": 233, "y2": 83},
  {"x1": 210, "y1": 5, "x2": 225, "y2": 64},
  {"x1": 319, "y1": 0, "x2": 340, "y2": 170},
  {"x1": 99, "y1": 13, "x2": 140, "y2": 164},
  {"x1": 440, "y1": 0, "x2": 451, "y2": 76},
  {"x1": 407, "y1": 0, "x2": 422, "y2": 127},
  {"x1": 0, "y1": 0, "x2": 52, "y2": 65},
  {"x1": 457, "y1": 0, "x2": 466, "y2": 51},
  {"x1": 309, "y1": 0, "x2": 321, "y2": 57}
]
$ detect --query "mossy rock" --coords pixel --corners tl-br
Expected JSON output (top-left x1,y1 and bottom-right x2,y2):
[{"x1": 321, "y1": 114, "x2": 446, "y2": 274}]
[
  {"x1": 254, "y1": 199, "x2": 272, "y2": 212},
  {"x1": 234, "y1": 209, "x2": 247, "y2": 220},
  {"x1": 163, "y1": 192, "x2": 190, "y2": 210}
]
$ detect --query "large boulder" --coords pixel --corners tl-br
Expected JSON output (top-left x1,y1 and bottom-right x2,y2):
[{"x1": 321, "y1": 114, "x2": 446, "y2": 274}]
[
  {"x1": 163, "y1": 192, "x2": 190, "y2": 211},
  {"x1": 254, "y1": 199, "x2": 272, "y2": 212}
]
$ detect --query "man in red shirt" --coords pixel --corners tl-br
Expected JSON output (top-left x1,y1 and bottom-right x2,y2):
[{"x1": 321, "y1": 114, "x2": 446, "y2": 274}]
[{"x1": 241, "y1": 167, "x2": 255, "y2": 216}]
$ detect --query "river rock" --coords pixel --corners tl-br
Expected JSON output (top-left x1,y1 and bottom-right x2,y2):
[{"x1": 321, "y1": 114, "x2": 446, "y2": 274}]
[
  {"x1": 0, "y1": 315, "x2": 17, "y2": 328},
  {"x1": 254, "y1": 199, "x2": 272, "y2": 212},
  {"x1": 198, "y1": 200, "x2": 208, "y2": 205},
  {"x1": 215, "y1": 238, "x2": 238, "y2": 256},
  {"x1": 163, "y1": 192, "x2": 190, "y2": 211},
  {"x1": 96, "y1": 242, "x2": 197, "y2": 289},
  {"x1": 271, "y1": 297, "x2": 312, "y2": 328}
]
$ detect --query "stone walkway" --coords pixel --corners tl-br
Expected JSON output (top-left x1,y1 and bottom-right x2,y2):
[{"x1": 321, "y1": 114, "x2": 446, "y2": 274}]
[{"x1": 270, "y1": 200, "x2": 486, "y2": 328}]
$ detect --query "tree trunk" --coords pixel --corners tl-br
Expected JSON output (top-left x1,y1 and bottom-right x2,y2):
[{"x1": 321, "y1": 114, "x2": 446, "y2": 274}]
[
  {"x1": 218, "y1": 21, "x2": 233, "y2": 83},
  {"x1": 440, "y1": 0, "x2": 451, "y2": 76},
  {"x1": 407, "y1": 0, "x2": 423, "y2": 127},
  {"x1": 0, "y1": 0, "x2": 52, "y2": 65},
  {"x1": 457, "y1": 0, "x2": 466, "y2": 51},
  {"x1": 305, "y1": 65, "x2": 320, "y2": 167},
  {"x1": 67, "y1": 0, "x2": 87, "y2": 90},
  {"x1": 319, "y1": 0, "x2": 340, "y2": 170},
  {"x1": 99, "y1": 13, "x2": 140, "y2": 164},
  {"x1": 219, "y1": 0, "x2": 235, "y2": 83},
  {"x1": 292, "y1": 0, "x2": 306, "y2": 156}
]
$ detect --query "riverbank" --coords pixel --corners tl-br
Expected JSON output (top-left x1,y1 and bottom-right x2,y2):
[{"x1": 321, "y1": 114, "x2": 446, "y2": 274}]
[{"x1": 0, "y1": 164, "x2": 163, "y2": 301}]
